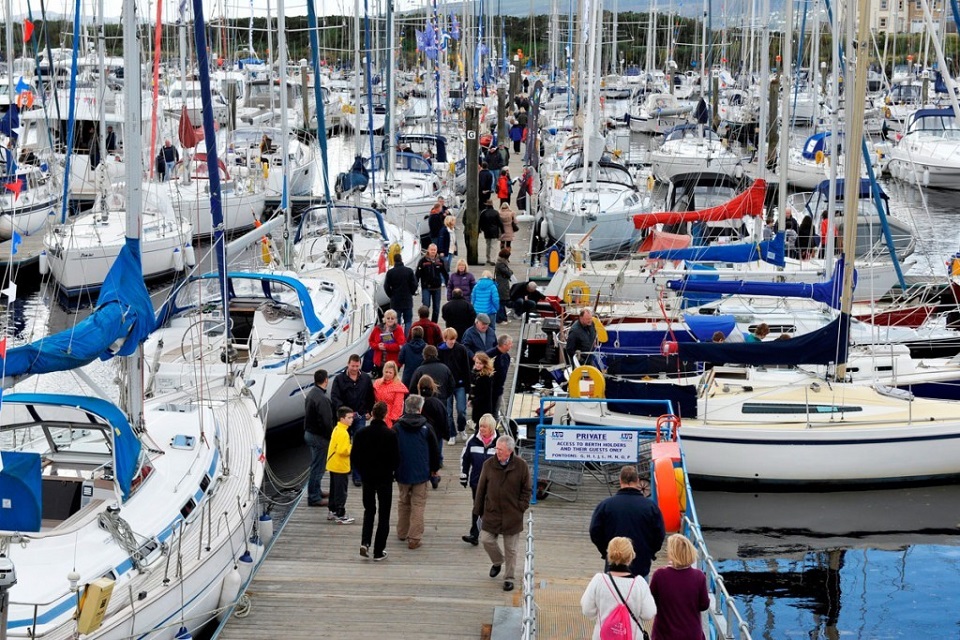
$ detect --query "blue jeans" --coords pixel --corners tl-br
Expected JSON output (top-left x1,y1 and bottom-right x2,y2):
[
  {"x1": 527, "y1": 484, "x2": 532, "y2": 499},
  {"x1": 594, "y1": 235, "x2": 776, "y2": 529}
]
[
  {"x1": 446, "y1": 386, "x2": 468, "y2": 437},
  {"x1": 304, "y1": 431, "x2": 329, "y2": 504},
  {"x1": 396, "y1": 307, "x2": 413, "y2": 328},
  {"x1": 350, "y1": 414, "x2": 367, "y2": 484},
  {"x1": 422, "y1": 288, "x2": 442, "y2": 322},
  {"x1": 165, "y1": 161, "x2": 176, "y2": 180}
]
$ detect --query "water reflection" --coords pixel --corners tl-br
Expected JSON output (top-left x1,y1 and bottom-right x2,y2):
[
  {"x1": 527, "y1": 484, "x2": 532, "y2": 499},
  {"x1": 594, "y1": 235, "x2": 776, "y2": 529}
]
[{"x1": 695, "y1": 485, "x2": 960, "y2": 638}]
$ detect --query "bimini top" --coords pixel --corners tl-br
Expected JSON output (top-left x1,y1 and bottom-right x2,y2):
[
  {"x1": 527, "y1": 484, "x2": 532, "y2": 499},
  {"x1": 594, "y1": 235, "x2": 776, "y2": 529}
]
[
  {"x1": 3, "y1": 393, "x2": 142, "y2": 503},
  {"x1": 162, "y1": 272, "x2": 324, "y2": 335},
  {"x1": 813, "y1": 178, "x2": 888, "y2": 201},
  {"x1": 801, "y1": 132, "x2": 834, "y2": 160}
]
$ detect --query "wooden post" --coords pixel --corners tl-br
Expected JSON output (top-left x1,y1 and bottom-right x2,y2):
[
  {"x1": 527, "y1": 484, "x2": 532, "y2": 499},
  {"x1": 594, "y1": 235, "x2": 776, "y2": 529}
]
[
  {"x1": 497, "y1": 85, "x2": 507, "y2": 145},
  {"x1": 766, "y1": 75, "x2": 779, "y2": 171},
  {"x1": 464, "y1": 102, "x2": 480, "y2": 265}
]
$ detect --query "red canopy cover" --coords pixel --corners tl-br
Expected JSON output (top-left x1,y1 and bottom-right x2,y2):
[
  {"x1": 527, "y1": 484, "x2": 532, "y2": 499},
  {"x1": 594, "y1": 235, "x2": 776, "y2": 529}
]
[{"x1": 633, "y1": 178, "x2": 767, "y2": 230}]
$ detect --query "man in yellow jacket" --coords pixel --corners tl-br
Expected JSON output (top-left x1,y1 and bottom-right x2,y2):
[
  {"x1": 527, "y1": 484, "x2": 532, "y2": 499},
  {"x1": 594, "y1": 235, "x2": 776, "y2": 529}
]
[{"x1": 327, "y1": 407, "x2": 356, "y2": 524}]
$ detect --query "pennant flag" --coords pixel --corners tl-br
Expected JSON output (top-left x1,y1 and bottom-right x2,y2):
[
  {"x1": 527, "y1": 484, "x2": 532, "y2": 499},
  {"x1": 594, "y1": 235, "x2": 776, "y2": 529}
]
[
  {"x1": 22, "y1": 20, "x2": 33, "y2": 43},
  {"x1": 5, "y1": 179, "x2": 23, "y2": 200},
  {"x1": 11, "y1": 231, "x2": 22, "y2": 254},
  {"x1": 3, "y1": 178, "x2": 23, "y2": 200},
  {"x1": 178, "y1": 105, "x2": 198, "y2": 149},
  {"x1": 1, "y1": 282, "x2": 17, "y2": 302},
  {"x1": 15, "y1": 77, "x2": 29, "y2": 94},
  {"x1": 0, "y1": 336, "x2": 6, "y2": 358},
  {"x1": 415, "y1": 29, "x2": 426, "y2": 52}
]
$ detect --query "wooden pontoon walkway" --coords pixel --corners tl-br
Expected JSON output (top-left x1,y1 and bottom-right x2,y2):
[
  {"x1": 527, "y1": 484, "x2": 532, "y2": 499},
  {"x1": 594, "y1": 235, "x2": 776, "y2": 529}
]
[{"x1": 216, "y1": 465, "x2": 656, "y2": 639}]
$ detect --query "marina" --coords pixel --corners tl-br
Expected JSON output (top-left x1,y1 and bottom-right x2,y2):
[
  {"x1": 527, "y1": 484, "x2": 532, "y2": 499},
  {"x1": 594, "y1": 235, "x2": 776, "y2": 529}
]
[{"x1": 1, "y1": 0, "x2": 960, "y2": 636}]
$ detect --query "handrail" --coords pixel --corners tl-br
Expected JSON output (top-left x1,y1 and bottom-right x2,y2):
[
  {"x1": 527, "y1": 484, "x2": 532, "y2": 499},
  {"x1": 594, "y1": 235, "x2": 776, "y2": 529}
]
[{"x1": 520, "y1": 512, "x2": 536, "y2": 640}]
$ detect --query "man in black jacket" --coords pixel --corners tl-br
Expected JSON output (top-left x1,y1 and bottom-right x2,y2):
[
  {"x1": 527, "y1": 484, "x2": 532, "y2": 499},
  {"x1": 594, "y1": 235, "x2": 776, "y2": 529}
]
[
  {"x1": 351, "y1": 401, "x2": 400, "y2": 561},
  {"x1": 439, "y1": 327, "x2": 472, "y2": 441},
  {"x1": 383, "y1": 254, "x2": 418, "y2": 328},
  {"x1": 303, "y1": 369, "x2": 334, "y2": 506},
  {"x1": 442, "y1": 288, "x2": 476, "y2": 342},
  {"x1": 478, "y1": 200, "x2": 504, "y2": 265},
  {"x1": 588, "y1": 465, "x2": 666, "y2": 578},
  {"x1": 415, "y1": 244, "x2": 449, "y2": 323},
  {"x1": 410, "y1": 345, "x2": 456, "y2": 407},
  {"x1": 478, "y1": 161, "x2": 494, "y2": 205},
  {"x1": 330, "y1": 354, "x2": 376, "y2": 486}
]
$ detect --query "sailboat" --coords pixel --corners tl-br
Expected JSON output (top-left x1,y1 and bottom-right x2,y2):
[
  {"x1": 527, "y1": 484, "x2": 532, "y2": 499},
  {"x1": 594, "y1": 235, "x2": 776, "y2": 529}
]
[{"x1": 1, "y1": 1, "x2": 267, "y2": 636}]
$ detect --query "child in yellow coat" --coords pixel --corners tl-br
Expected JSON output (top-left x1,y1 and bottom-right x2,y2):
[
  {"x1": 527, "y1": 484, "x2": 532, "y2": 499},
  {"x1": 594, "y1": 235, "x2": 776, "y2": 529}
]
[{"x1": 326, "y1": 407, "x2": 355, "y2": 524}]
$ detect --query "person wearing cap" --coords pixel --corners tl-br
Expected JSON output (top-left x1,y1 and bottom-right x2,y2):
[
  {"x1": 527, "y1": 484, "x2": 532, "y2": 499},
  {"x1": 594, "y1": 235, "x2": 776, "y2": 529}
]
[
  {"x1": 509, "y1": 280, "x2": 546, "y2": 318},
  {"x1": 463, "y1": 314, "x2": 497, "y2": 358}
]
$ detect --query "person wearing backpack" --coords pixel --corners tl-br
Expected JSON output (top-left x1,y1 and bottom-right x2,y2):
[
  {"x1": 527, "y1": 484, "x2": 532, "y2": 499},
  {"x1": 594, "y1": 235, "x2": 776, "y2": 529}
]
[
  {"x1": 581, "y1": 537, "x2": 657, "y2": 640},
  {"x1": 649, "y1": 534, "x2": 710, "y2": 640}
]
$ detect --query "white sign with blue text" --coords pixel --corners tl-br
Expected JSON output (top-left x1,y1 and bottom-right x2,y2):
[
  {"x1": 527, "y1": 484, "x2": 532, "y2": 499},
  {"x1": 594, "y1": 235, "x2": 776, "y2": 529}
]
[{"x1": 544, "y1": 428, "x2": 638, "y2": 463}]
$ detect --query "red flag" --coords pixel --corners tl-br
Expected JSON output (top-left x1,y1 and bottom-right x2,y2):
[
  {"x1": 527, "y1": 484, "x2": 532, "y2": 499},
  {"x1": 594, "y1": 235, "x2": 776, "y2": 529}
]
[
  {"x1": 22, "y1": 20, "x2": 33, "y2": 43},
  {"x1": 5, "y1": 179, "x2": 23, "y2": 200},
  {"x1": 0, "y1": 337, "x2": 6, "y2": 358},
  {"x1": 178, "y1": 105, "x2": 198, "y2": 149}
]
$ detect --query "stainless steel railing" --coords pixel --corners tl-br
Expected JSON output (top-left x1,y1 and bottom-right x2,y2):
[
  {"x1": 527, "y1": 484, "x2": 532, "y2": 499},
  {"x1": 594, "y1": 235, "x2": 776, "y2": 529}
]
[{"x1": 520, "y1": 512, "x2": 537, "y2": 640}]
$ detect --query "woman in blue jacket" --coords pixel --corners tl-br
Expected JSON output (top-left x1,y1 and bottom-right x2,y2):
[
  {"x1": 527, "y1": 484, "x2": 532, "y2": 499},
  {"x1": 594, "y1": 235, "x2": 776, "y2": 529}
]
[{"x1": 471, "y1": 270, "x2": 500, "y2": 332}]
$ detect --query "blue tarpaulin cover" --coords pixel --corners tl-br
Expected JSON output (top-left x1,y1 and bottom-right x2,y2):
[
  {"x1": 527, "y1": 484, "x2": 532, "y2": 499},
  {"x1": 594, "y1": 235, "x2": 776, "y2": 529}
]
[
  {"x1": 0, "y1": 237, "x2": 156, "y2": 379},
  {"x1": 650, "y1": 232, "x2": 785, "y2": 267},
  {"x1": 0, "y1": 451, "x2": 42, "y2": 532}
]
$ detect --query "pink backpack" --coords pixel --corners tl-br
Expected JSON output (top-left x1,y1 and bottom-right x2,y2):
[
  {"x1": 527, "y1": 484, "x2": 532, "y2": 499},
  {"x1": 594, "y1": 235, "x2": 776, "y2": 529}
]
[{"x1": 599, "y1": 575, "x2": 637, "y2": 640}]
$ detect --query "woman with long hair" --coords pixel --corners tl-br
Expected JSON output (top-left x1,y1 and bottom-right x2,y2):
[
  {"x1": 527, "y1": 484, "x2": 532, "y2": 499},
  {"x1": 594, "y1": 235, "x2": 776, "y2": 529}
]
[
  {"x1": 373, "y1": 361, "x2": 407, "y2": 426},
  {"x1": 469, "y1": 352, "x2": 496, "y2": 425}
]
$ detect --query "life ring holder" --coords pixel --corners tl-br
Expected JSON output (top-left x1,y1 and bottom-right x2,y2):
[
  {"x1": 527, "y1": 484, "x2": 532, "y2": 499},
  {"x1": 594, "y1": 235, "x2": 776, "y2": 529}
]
[
  {"x1": 568, "y1": 365, "x2": 605, "y2": 398},
  {"x1": 655, "y1": 414, "x2": 681, "y2": 443},
  {"x1": 654, "y1": 457, "x2": 683, "y2": 533},
  {"x1": 563, "y1": 279, "x2": 591, "y2": 305}
]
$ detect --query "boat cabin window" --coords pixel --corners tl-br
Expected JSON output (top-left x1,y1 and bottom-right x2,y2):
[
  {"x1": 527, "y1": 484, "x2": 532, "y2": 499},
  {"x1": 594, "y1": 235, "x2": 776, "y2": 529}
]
[
  {"x1": 564, "y1": 165, "x2": 634, "y2": 188},
  {"x1": 741, "y1": 403, "x2": 863, "y2": 414}
]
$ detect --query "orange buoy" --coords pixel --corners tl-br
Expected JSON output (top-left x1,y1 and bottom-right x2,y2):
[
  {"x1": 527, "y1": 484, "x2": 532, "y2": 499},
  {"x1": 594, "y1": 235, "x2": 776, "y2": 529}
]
[{"x1": 654, "y1": 457, "x2": 682, "y2": 533}]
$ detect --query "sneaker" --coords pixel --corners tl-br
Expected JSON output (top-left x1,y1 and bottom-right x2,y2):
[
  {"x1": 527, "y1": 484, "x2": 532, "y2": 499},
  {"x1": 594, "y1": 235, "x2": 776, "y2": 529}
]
[
  {"x1": 327, "y1": 511, "x2": 337, "y2": 521},
  {"x1": 447, "y1": 437, "x2": 457, "y2": 445},
  {"x1": 373, "y1": 552, "x2": 388, "y2": 562},
  {"x1": 360, "y1": 544, "x2": 369, "y2": 558},
  {"x1": 336, "y1": 515, "x2": 355, "y2": 525}
]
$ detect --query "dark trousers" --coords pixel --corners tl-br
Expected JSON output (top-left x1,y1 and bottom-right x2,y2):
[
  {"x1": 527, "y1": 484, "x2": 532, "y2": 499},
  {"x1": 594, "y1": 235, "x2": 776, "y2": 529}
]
[
  {"x1": 396, "y1": 307, "x2": 413, "y2": 328},
  {"x1": 469, "y1": 485, "x2": 480, "y2": 538},
  {"x1": 422, "y1": 288, "x2": 442, "y2": 322},
  {"x1": 513, "y1": 140, "x2": 521, "y2": 153},
  {"x1": 361, "y1": 480, "x2": 394, "y2": 556},
  {"x1": 329, "y1": 471, "x2": 350, "y2": 517}
]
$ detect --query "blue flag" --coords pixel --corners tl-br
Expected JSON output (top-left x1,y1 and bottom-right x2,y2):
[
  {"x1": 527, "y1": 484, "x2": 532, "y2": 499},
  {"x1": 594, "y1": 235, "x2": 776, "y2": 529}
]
[
  {"x1": 14, "y1": 77, "x2": 29, "y2": 94},
  {"x1": 11, "y1": 231, "x2": 22, "y2": 255}
]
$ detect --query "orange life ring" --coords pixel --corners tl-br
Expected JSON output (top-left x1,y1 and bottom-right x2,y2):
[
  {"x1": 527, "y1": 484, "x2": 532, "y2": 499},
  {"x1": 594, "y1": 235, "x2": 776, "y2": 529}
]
[{"x1": 654, "y1": 457, "x2": 682, "y2": 533}]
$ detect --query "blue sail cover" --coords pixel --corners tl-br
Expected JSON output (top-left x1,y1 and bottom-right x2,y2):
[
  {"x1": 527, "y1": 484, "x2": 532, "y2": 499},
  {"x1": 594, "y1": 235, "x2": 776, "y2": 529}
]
[
  {"x1": 678, "y1": 313, "x2": 850, "y2": 366},
  {"x1": 666, "y1": 258, "x2": 853, "y2": 309},
  {"x1": 4, "y1": 393, "x2": 141, "y2": 501},
  {"x1": 650, "y1": 232, "x2": 785, "y2": 267},
  {"x1": 0, "y1": 238, "x2": 156, "y2": 378},
  {"x1": 0, "y1": 451, "x2": 42, "y2": 531}
]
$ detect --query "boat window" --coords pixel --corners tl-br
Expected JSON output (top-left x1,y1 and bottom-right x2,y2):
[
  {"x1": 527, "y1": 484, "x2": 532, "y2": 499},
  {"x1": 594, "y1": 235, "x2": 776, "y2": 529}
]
[{"x1": 741, "y1": 403, "x2": 863, "y2": 414}]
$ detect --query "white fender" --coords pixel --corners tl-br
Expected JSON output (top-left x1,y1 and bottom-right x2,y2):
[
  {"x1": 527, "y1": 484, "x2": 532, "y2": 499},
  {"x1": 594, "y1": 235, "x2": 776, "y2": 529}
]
[
  {"x1": 216, "y1": 566, "x2": 243, "y2": 620},
  {"x1": 39, "y1": 250, "x2": 48, "y2": 275},
  {"x1": 258, "y1": 512, "x2": 274, "y2": 545},
  {"x1": 237, "y1": 550, "x2": 255, "y2": 584},
  {"x1": 184, "y1": 242, "x2": 196, "y2": 268},
  {"x1": 173, "y1": 247, "x2": 184, "y2": 272}
]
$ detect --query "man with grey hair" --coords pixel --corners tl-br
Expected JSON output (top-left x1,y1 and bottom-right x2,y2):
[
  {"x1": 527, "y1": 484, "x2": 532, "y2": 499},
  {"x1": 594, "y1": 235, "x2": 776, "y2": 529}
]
[
  {"x1": 473, "y1": 434, "x2": 532, "y2": 591},
  {"x1": 394, "y1": 394, "x2": 441, "y2": 550},
  {"x1": 565, "y1": 308, "x2": 598, "y2": 363}
]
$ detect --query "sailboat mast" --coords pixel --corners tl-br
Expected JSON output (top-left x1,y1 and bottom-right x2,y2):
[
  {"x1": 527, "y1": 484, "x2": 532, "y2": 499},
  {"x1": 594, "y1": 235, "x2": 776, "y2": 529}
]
[
  {"x1": 121, "y1": 0, "x2": 144, "y2": 430},
  {"x1": 277, "y1": 0, "x2": 292, "y2": 264},
  {"x1": 835, "y1": 0, "x2": 872, "y2": 378},
  {"x1": 4, "y1": 0, "x2": 13, "y2": 110},
  {"x1": 776, "y1": 0, "x2": 793, "y2": 232}
]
